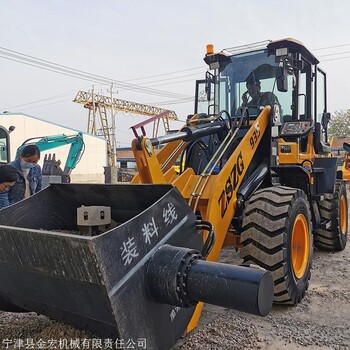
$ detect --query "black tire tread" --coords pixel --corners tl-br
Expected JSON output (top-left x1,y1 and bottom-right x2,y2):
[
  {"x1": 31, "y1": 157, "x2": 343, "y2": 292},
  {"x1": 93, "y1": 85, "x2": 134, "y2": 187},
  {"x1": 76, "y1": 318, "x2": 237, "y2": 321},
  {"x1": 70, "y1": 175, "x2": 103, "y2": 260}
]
[
  {"x1": 240, "y1": 186, "x2": 312, "y2": 304},
  {"x1": 313, "y1": 180, "x2": 348, "y2": 251}
]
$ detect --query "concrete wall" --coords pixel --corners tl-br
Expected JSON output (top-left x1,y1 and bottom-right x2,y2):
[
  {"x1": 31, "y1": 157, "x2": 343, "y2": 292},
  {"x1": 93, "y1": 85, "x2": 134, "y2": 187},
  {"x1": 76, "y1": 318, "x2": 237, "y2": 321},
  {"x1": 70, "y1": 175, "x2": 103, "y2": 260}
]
[{"x1": 0, "y1": 113, "x2": 108, "y2": 183}]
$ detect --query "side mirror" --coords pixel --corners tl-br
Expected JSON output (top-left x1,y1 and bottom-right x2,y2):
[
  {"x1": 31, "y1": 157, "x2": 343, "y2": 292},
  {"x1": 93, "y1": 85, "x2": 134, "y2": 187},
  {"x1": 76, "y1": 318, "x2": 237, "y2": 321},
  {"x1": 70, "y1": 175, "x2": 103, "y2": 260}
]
[
  {"x1": 276, "y1": 66, "x2": 288, "y2": 92},
  {"x1": 321, "y1": 112, "x2": 331, "y2": 130},
  {"x1": 205, "y1": 71, "x2": 215, "y2": 101}
]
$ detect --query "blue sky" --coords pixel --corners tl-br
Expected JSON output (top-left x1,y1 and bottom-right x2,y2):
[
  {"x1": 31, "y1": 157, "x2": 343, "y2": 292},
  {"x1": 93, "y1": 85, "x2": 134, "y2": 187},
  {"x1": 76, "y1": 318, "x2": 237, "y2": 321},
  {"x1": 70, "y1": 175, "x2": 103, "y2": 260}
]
[{"x1": 1, "y1": 0, "x2": 350, "y2": 146}]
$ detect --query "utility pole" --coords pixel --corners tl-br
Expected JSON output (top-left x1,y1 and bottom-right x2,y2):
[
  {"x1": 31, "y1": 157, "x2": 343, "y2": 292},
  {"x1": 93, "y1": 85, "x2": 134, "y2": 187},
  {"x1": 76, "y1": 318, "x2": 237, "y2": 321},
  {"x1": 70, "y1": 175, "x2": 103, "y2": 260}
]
[
  {"x1": 107, "y1": 83, "x2": 118, "y2": 183},
  {"x1": 109, "y1": 83, "x2": 117, "y2": 167},
  {"x1": 91, "y1": 85, "x2": 96, "y2": 134}
]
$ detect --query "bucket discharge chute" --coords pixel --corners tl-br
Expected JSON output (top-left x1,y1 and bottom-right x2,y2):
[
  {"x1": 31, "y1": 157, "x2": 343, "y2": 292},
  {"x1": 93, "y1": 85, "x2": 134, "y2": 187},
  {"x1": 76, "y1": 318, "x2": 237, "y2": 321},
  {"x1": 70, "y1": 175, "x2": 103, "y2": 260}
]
[{"x1": 0, "y1": 184, "x2": 273, "y2": 350}]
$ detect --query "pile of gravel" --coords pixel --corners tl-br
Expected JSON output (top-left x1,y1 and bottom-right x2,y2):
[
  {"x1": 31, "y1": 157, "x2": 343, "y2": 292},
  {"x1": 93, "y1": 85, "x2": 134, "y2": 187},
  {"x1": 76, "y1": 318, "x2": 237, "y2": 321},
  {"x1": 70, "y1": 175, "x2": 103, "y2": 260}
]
[
  {"x1": 176, "y1": 312, "x2": 260, "y2": 350},
  {"x1": 267, "y1": 315, "x2": 350, "y2": 349},
  {"x1": 0, "y1": 311, "x2": 97, "y2": 350}
]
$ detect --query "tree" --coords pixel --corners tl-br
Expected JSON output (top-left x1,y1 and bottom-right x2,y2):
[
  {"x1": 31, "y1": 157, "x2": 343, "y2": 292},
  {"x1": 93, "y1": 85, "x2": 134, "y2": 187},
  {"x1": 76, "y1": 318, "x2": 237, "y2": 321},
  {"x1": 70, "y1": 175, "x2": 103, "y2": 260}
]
[{"x1": 329, "y1": 109, "x2": 350, "y2": 138}]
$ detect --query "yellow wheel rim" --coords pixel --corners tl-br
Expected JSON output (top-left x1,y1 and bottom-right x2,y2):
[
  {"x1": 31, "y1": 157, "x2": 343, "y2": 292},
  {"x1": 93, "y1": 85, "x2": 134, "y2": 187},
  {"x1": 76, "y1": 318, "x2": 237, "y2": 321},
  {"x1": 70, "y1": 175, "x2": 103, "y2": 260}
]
[
  {"x1": 340, "y1": 195, "x2": 347, "y2": 235},
  {"x1": 291, "y1": 214, "x2": 309, "y2": 279}
]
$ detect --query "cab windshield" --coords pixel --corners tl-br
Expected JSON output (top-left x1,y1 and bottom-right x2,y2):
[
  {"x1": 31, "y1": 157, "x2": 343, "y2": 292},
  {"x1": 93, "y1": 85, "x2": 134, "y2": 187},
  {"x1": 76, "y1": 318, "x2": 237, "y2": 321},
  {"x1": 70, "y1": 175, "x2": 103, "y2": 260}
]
[{"x1": 198, "y1": 49, "x2": 295, "y2": 121}]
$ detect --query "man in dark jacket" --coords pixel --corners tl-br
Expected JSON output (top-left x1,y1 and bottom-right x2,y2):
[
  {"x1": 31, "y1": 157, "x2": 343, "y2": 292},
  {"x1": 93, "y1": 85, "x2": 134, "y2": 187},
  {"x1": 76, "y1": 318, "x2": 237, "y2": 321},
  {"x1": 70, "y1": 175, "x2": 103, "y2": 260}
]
[
  {"x1": 242, "y1": 80, "x2": 280, "y2": 109},
  {"x1": 0, "y1": 145, "x2": 42, "y2": 208}
]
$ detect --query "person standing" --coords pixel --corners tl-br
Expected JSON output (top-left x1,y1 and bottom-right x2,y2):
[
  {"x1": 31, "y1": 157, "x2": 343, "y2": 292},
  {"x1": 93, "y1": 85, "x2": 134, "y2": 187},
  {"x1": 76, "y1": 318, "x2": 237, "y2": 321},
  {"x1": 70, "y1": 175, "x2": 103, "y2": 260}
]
[{"x1": 0, "y1": 145, "x2": 42, "y2": 208}]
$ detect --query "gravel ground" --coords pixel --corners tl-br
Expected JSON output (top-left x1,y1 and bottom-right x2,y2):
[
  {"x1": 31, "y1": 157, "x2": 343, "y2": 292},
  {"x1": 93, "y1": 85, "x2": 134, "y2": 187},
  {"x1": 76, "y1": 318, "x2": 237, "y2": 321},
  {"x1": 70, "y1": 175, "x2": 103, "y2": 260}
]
[{"x1": 0, "y1": 232, "x2": 349, "y2": 349}]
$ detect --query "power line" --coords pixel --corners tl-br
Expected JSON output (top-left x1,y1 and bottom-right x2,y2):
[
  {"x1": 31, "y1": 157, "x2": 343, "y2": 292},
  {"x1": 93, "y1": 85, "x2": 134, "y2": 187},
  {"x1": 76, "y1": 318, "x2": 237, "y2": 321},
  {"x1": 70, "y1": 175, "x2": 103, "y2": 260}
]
[
  {"x1": 14, "y1": 42, "x2": 350, "y2": 113},
  {"x1": 145, "y1": 77, "x2": 202, "y2": 88},
  {"x1": 313, "y1": 44, "x2": 350, "y2": 51},
  {"x1": 0, "y1": 47, "x2": 190, "y2": 99},
  {"x1": 146, "y1": 97, "x2": 194, "y2": 107},
  {"x1": 0, "y1": 67, "x2": 201, "y2": 112},
  {"x1": 1, "y1": 86, "x2": 91, "y2": 110},
  {"x1": 15, "y1": 98, "x2": 71, "y2": 111},
  {"x1": 139, "y1": 72, "x2": 203, "y2": 86},
  {"x1": 313, "y1": 44, "x2": 350, "y2": 63},
  {"x1": 1, "y1": 73, "x2": 200, "y2": 111},
  {"x1": 0, "y1": 49, "x2": 179, "y2": 98},
  {"x1": 0, "y1": 46, "x2": 206, "y2": 99},
  {"x1": 126, "y1": 66, "x2": 204, "y2": 82},
  {"x1": 0, "y1": 54, "x2": 106, "y2": 86},
  {"x1": 319, "y1": 50, "x2": 350, "y2": 58},
  {"x1": 322, "y1": 55, "x2": 350, "y2": 62}
]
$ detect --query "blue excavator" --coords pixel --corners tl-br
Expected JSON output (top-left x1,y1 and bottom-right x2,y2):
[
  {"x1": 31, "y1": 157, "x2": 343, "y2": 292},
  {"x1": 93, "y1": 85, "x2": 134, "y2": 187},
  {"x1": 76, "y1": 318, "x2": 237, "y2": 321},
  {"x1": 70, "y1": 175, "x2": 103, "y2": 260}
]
[
  {"x1": 16, "y1": 132, "x2": 85, "y2": 183},
  {"x1": 0, "y1": 125, "x2": 84, "y2": 183}
]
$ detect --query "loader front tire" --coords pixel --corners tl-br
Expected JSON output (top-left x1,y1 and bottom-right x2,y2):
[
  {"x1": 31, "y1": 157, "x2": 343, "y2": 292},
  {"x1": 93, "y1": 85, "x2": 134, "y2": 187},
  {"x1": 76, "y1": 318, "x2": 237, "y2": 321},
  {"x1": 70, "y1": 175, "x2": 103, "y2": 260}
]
[
  {"x1": 313, "y1": 180, "x2": 348, "y2": 251},
  {"x1": 240, "y1": 186, "x2": 312, "y2": 304}
]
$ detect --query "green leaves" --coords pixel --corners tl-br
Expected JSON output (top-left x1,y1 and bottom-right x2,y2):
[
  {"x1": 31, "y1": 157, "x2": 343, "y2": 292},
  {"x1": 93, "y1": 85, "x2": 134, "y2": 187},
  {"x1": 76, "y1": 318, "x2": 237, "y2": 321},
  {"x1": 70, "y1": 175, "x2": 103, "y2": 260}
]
[{"x1": 329, "y1": 109, "x2": 350, "y2": 138}]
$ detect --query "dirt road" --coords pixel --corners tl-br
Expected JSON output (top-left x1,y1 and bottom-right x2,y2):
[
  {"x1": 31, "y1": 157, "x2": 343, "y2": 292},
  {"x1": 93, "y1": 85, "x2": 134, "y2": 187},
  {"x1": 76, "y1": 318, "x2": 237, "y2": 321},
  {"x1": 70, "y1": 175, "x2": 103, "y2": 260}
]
[{"x1": 0, "y1": 242, "x2": 349, "y2": 349}]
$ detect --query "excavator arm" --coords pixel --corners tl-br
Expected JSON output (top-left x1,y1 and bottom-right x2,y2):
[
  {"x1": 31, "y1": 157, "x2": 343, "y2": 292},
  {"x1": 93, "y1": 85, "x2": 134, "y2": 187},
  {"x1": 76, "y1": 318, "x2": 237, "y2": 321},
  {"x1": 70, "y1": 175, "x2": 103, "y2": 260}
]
[{"x1": 15, "y1": 132, "x2": 85, "y2": 180}]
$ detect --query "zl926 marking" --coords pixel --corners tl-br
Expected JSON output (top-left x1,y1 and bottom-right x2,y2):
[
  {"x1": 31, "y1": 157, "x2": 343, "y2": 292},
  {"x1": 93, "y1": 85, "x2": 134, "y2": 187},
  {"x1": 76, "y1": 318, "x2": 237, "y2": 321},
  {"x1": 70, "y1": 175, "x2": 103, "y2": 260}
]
[
  {"x1": 218, "y1": 122, "x2": 261, "y2": 218},
  {"x1": 250, "y1": 123, "x2": 261, "y2": 149}
]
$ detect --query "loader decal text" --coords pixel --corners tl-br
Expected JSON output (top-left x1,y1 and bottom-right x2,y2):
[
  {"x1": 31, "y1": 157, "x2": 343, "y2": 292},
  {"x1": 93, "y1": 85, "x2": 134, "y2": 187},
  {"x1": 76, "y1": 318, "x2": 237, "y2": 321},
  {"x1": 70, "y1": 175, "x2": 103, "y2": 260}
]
[
  {"x1": 218, "y1": 151, "x2": 244, "y2": 218},
  {"x1": 121, "y1": 237, "x2": 139, "y2": 266},
  {"x1": 249, "y1": 122, "x2": 261, "y2": 149},
  {"x1": 142, "y1": 217, "x2": 159, "y2": 245},
  {"x1": 163, "y1": 203, "x2": 178, "y2": 226}
]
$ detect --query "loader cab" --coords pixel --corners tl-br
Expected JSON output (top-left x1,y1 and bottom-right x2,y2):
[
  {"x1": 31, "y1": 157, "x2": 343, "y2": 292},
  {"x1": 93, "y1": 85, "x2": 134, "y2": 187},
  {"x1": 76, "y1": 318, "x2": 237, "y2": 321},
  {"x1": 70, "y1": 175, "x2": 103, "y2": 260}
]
[
  {"x1": 196, "y1": 42, "x2": 294, "y2": 121},
  {"x1": 267, "y1": 39, "x2": 330, "y2": 155},
  {"x1": 196, "y1": 39, "x2": 329, "y2": 144}
]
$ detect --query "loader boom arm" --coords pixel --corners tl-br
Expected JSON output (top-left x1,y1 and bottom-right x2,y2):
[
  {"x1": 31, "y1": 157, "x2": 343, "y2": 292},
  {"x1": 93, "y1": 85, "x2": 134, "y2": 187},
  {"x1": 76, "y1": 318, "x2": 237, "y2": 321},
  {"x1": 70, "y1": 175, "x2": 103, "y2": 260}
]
[
  {"x1": 131, "y1": 107, "x2": 271, "y2": 331},
  {"x1": 132, "y1": 106, "x2": 271, "y2": 251}
]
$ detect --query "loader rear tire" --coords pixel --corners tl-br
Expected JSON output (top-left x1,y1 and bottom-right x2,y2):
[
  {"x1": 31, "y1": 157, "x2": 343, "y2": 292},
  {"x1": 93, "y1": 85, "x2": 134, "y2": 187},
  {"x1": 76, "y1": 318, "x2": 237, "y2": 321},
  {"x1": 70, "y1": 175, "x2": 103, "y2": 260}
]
[
  {"x1": 313, "y1": 180, "x2": 348, "y2": 251},
  {"x1": 240, "y1": 186, "x2": 313, "y2": 304}
]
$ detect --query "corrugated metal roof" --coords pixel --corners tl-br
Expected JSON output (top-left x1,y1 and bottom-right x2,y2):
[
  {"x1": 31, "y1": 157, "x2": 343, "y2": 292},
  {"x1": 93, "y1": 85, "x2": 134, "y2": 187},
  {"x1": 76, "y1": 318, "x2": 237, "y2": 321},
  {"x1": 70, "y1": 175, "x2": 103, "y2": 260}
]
[
  {"x1": 0, "y1": 112, "x2": 107, "y2": 143},
  {"x1": 117, "y1": 149, "x2": 134, "y2": 159}
]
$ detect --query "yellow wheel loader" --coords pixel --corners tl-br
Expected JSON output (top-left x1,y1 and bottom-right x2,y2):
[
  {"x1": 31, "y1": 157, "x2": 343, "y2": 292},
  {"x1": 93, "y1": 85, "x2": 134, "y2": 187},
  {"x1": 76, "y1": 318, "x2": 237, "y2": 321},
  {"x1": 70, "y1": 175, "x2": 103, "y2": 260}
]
[
  {"x1": 131, "y1": 37, "x2": 347, "y2": 324},
  {"x1": 0, "y1": 38, "x2": 346, "y2": 349}
]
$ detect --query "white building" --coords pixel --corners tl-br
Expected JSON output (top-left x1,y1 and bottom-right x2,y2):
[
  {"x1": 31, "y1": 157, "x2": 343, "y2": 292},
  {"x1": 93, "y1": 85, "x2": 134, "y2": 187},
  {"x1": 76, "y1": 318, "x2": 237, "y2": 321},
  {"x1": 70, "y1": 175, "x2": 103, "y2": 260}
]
[{"x1": 0, "y1": 112, "x2": 108, "y2": 183}]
